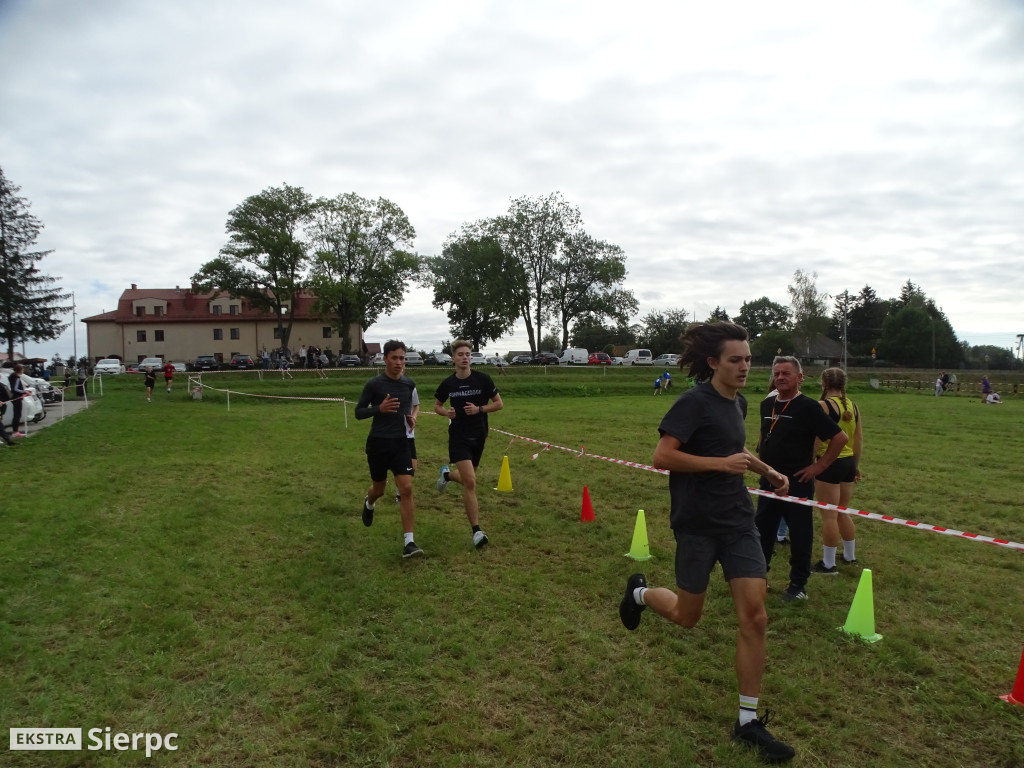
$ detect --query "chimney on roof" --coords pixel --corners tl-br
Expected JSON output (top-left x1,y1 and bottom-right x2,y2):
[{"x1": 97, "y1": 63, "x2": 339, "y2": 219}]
[{"x1": 131, "y1": 283, "x2": 137, "y2": 290}]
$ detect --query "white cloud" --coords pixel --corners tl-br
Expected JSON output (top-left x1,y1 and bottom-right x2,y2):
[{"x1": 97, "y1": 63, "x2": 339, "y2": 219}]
[{"x1": 1, "y1": 0, "x2": 1022, "y2": 360}]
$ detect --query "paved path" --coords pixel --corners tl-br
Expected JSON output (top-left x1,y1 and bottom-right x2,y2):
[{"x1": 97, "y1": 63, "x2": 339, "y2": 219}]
[{"x1": 10, "y1": 396, "x2": 91, "y2": 438}]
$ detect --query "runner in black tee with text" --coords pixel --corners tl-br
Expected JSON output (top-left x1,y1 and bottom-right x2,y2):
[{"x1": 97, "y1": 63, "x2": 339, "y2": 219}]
[{"x1": 434, "y1": 340, "x2": 503, "y2": 549}]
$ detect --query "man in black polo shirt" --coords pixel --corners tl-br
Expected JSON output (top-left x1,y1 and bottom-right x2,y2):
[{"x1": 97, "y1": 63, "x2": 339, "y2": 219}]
[
  {"x1": 355, "y1": 339, "x2": 423, "y2": 558},
  {"x1": 756, "y1": 355, "x2": 847, "y2": 601},
  {"x1": 434, "y1": 339, "x2": 503, "y2": 549}
]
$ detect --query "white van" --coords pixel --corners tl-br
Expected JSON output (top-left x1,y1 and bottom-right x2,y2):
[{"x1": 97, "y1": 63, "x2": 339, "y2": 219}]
[
  {"x1": 558, "y1": 348, "x2": 588, "y2": 365},
  {"x1": 624, "y1": 349, "x2": 653, "y2": 365}
]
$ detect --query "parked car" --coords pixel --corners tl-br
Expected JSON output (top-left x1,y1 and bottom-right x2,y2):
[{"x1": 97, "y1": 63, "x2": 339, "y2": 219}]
[
  {"x1": 191, "y1": 355, "x2": 220, "y2": 371},
  {"x1": 125, "y1": 363, "x2": 140, "y2": 373},
  {"x1": 588, "y1": 352, "x2": 612, "y2": 365},
  {"x1": 338, "y1": 354, "x2": 361, "y2": 367},
  {"x1": 170, "y1": 362, "x2": 186, "y2": 373},
  {"x1": 558, "y1": 348, "x2": 589, "y2": 365},
  {"x1": 624, "y1": 349, "x2": 653, "y2": 365},
  {"x1": 654, "y1": 353, "x2": 679, "y2": 367},
  {"x1": 228, "y1": 354, "x2": 255, "y2": 369},
  {"x1": 405, "y1": 352, "x2": 424, "y2": 366},
  {"x1": 470, "y1": 352, "x2": 486, "y2": 364},
  {"x1": 510, "y1": 354, "x2": 532, "y2": 365},
  {"x1": 612, "y1": 356, "x2": 626, "y2": 365},
  {"x1": 371, "y1": 353, "x2": 385, "y2": 365},
  {"x1": 531, "y1": 352, "x2": 560, "y2": 365},
  {"x1": 93, "y1": 358, "x2": 124, "y2": 375},
  {"x1": 486, "y1": 356, "x2": 507, "y2": 366},
  {"x1": 137, "y1": 357, "x2": 165, "y2": 372},
  {"x1": 425, "y1": 352, "x2": 452, "y2": 365}
]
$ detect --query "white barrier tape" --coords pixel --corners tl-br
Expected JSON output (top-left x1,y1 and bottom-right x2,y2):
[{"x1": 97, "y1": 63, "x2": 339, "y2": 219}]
[
  {"x1": 490, "y1": 426, "x2": 1024, "y2": 553},
  {"x1": 189, "y1": 379, "x2": 348, "y2": 403},
  {"x1": 746, "y1": 488, "x2": 1024, "y2": 552}
]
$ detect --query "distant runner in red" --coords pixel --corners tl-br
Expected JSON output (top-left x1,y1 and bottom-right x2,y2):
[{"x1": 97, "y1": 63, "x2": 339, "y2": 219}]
[{"x1": 162, "y1": 361, "x2": 175, "y2": 393}]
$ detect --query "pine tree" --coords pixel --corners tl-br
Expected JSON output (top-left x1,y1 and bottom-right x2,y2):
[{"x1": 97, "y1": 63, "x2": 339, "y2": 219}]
[{"x1": 0, "y1": 167, "x2": 71, "y2": 358}]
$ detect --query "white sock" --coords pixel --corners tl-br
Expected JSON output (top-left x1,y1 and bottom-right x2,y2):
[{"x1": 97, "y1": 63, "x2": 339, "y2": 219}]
[
  {"x1": 633, "y1": 587, "x2": 647, "y2": 606},
  {"x1": 739, "y1": 695, "x2": 759, "y2": 726},
  {"x1": 365, "y1": 496, "x2": 375, "y2": 510},
  {"x1": 404, "y1": 532, "x2": 414, "y2": 546},
  {"x1": 822, "y1": 545, "x2": 837, "y2": 569},
  {"x1": 843, "y1": 539, "x2": 856, "y2": 561}
]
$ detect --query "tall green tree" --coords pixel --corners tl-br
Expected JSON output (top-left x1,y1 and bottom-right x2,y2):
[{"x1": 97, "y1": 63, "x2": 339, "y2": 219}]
[
  {"x1": 193, "y1": 183, "x2": 313, "y2": 350},
  {"x1": 425, "y1": 231, "x2": 521, "y2": 351},
  {"x1": 638, "y1": 309, "x2": 690, "y2": 356},
  {"x1": 0, "y1": 167, "x2": 71, "y2": 359},
  {"x1": 306, "y1": 193, "x2": 419, "y2": 353},
  {"x1": 878, "y1": 282, "x2": 960, "y2": 367},
  {"x1": 489, "y1": 193, "x2": 581, "y2": 355},
  {"x1": 734, "y1": 297, "x2": 791, "y2": 338},
  {"x1": 830, "y1": 285, "x2": 893, "y2": 358},
  {"x1": 545, "y1": 231, "x2": 637, "y2": 350},
  {"x1": 706, "y1": 306, "x2": 731, "y2": 322},
  {"x1": 788, "y1": 269, "x2": 830, "y2": 353}
]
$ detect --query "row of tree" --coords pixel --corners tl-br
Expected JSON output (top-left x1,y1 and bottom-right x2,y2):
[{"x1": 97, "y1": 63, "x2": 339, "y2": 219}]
[
  {"x1": 1, "y1": 169, "x2": 1014, "y2": 369},
  {"x1": 191, "y1": 187, "x2": 637, "y2": 356},
  {"x1": 564, "y1": 273, "x2": 1004, "y2": 370}
]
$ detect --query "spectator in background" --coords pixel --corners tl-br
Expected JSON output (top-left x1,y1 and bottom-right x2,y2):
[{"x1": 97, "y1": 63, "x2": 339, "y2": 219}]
[
  {"x1": 0, "y1": 376, "x2": 16, "y2": 446},
  {"x1": 8, "y1": 364, "x2": 26, "y2": 436}
]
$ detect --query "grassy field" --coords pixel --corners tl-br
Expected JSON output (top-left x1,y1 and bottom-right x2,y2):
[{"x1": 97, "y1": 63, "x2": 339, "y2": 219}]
[{"x1": 1, "y1": 365, "x2": 1022, "y2": 767}]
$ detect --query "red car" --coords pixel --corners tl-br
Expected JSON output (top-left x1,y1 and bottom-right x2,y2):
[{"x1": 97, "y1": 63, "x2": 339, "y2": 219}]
[{"x1": 588, "y1": 352, "x2": 612, "y2": 365}]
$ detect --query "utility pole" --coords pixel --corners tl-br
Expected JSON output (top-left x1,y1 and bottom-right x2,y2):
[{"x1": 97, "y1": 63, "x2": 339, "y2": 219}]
[{"x1": 72, "y1": 291, "x2": 77, "y2": 362}]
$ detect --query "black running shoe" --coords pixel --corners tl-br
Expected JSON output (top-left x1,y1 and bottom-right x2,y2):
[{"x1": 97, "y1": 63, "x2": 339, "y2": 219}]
[
  {"x1": 402, "y1": 541, "x2": 423, "y2": 558},
  {"x1": 732, "y1": 710, "x2": 795, "y2": 763},
  {"x1": 362, "y1": 497, "x2": 374, "y2": 527},
  {"x1": 811, "y1": 560, "x2": 838, "y2": 576},
  {"x1": 619, "y1": 573, "x2": 647, "y2": 630},
  {"x1": 780, "y1": 585, "x2": 808, "y2": 602}
]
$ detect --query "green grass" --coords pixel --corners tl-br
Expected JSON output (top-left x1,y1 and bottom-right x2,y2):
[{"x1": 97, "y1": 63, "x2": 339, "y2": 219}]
[{"x1": 1, "y1": 366, "x2": 1022, "y2": 767}]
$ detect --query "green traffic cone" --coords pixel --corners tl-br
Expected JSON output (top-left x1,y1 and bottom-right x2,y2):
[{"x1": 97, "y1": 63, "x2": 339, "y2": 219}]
[
  {"x1": 839, "y1": 568, "x2": 883, "y2": 643},
  {"x1": 625, "y1": 509, "x2": 653, "y2": 561}
]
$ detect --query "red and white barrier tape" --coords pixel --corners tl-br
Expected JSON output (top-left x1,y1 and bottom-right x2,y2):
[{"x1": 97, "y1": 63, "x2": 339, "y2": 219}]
[
  {"x1": 188, "y1": 378, "x2": 348, "y2": 403},
  {"x1": 489, "y1": 426, "x2": 1024, "y2": 553}
]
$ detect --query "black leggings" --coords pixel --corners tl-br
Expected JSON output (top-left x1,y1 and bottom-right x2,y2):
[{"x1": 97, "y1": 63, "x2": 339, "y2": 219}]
[{"x1": 755, "y1": 489, "x2": 813, "y2": 592}]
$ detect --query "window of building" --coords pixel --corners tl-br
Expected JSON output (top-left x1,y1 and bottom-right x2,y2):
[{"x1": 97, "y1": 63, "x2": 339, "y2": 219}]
[
  {"x1": 135, "y1": 307, "x2": 144, "y2": 317},
  {"x1": 273, "y1": 327, "x2": 283, "y2": 339},
  {"x1": 155, "y1": 330, "x2": 164, "y2": 342},
  {"x1": 230, "y1": 328, "x2": 240, "y2": 340},
  {"x1": 229, "y1": 305, "x2": 238, "y2": 315},
  {"x1": 154, "y1": 306, "x2": 163, "y2": 317},
  {"x1": 213, "y1": 305, "x2": 222, "y2": 316},
  {"x1": 136, "y1": 330, "x2": 146, "y2": 342},
  {"x1": 214, "y1": 328, "x2": 223, "y2": 341},
  {"x1": 323, "y1": 326, "x2": 332, "y2": 338}
]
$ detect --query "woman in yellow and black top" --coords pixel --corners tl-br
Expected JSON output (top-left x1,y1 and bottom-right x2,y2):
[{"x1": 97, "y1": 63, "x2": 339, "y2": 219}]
[{"x1": 811, "y1": 367, "x2": 863, "y2": 575}]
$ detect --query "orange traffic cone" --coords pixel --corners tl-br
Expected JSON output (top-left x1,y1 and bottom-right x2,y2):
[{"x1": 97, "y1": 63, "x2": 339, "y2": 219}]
[
  {"x1": 1000, "y1": 645, "x2": 1024, "y2": 707},
  {"x1": 580, "y1": 486, "x2": 595, "y2": 522}
]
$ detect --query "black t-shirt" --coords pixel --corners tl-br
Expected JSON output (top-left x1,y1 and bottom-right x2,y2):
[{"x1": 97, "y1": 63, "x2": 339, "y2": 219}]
[
  {"x1": 355, "y1": 374, "x2": 417, "y2": 440},
  {"x1": 658, "y1": 383, "x2": 755, "y2": 535},
  {"x1": 758, "y1": 393, "x2": 842, "y2": 476},
  {"x1": 434, "y1": 370, "x2": 498, "y2": 438}
]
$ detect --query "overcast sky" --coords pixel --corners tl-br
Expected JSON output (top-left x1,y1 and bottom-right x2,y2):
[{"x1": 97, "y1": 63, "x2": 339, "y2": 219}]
[{"x1": 2, "y1": 0, "x2": 1022, "y2": 361}]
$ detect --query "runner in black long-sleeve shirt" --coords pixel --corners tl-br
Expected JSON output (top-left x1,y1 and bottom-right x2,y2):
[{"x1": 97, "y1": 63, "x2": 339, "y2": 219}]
[{"x1": 355, "y1": 340, "x2": 423, "y2": 558}]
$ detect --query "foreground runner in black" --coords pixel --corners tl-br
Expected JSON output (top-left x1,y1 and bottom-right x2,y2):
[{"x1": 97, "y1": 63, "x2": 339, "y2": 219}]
[
  {"x1": 355, "y1": 340, "x2": 423, "y2": 558},
  {"x1": 617, "y1": 322, "x2": 794, "y2": 763},
  {"x1": 434, "y1": 339, "x2": 503, "y2": 550}
]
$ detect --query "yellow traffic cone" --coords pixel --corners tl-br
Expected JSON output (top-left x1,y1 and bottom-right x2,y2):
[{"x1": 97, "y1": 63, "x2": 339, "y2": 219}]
[
  {"x1": 624, "y1": 509, "x2": 653, "y2": 561},
  {"x1": 495, "y1": 455, "x2": 513, "y2": 492},
  {"x1": 839, "y1": 568, "x2": 882, "y2": 643}
]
